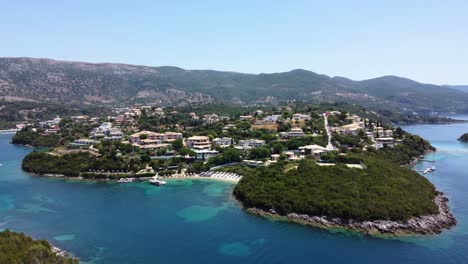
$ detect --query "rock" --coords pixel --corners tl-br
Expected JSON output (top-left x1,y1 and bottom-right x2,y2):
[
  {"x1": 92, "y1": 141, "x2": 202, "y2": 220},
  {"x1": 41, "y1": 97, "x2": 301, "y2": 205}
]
[{"x1": 248, "y1": 192, "x2": 456, "y2": 235}]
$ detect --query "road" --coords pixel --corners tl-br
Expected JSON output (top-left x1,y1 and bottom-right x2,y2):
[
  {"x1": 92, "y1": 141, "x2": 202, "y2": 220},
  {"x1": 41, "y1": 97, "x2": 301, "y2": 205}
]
[{"x1": 323, "y1": 113, "x2": 335, "y2": 150}]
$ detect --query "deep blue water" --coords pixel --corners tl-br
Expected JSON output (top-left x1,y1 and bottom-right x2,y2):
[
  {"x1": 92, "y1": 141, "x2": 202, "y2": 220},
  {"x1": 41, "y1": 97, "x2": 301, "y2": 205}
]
[{"x1": 1, "y1": 118, "x2": 468, "y2": 264}]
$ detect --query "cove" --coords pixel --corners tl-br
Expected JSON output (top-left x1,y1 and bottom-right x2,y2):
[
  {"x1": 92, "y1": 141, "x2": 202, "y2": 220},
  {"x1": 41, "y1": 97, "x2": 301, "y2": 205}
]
[{"x1": 1, "y1": 117, "x2": 468, "y2": 264}]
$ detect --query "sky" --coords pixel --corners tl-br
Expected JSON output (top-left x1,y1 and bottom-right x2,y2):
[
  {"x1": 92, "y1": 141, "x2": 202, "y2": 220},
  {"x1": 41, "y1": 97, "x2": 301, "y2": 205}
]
[{"x1": 1, "y1": 0, "x2": 467, "y2": 84}]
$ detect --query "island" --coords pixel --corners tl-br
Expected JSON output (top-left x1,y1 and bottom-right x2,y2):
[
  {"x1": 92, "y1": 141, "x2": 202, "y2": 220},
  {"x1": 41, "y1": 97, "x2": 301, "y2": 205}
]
[
  {"x1": 0, "y1": 230, "x2": 78, "y2": 264},
  {"x1": 458, "y1": 133, "x2": 468, "y2": 142},
  {"x1": 12, "y1": 103, "x2": 457, "y2": 235}
]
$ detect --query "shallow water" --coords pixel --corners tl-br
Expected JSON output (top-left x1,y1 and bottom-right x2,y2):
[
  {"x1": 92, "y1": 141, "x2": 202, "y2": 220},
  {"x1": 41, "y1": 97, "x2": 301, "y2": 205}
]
[{"x1": 0, "y1": 117, "x2": 468, "y2": 263}]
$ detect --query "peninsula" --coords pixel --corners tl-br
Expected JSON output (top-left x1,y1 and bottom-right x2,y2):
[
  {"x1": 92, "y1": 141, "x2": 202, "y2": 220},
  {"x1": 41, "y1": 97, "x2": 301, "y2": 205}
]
[
  {"x1": 12, "y1": 103, "x2": 456, "y2": 235},
  {"x1": 458, "y1": 133, "x2": 468, "y2": 142}
]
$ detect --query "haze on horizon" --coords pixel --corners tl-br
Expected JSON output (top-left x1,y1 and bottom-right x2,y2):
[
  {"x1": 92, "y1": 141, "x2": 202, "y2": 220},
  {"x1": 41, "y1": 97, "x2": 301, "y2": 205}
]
[{"x1": 1, "y1": 0, "x2": 467, "y2": 85}]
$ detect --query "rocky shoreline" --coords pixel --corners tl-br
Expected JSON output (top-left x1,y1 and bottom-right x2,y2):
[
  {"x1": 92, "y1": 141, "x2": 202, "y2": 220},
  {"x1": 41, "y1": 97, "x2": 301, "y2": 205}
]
[{"x1": 246, "y1": 191, "x2": 456, "y2": 236}]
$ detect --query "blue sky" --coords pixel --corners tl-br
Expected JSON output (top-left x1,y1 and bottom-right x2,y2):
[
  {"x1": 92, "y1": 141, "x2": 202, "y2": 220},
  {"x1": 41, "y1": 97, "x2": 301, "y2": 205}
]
[{"x1": 1, "y1": 0, "x2": 467, "y2": 84}]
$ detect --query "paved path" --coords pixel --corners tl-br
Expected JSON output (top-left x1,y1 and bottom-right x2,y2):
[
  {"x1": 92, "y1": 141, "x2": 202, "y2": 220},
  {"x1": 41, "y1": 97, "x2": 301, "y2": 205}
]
[{"x1": 323, "y1": 113, "x2": 336, "y2": 151}]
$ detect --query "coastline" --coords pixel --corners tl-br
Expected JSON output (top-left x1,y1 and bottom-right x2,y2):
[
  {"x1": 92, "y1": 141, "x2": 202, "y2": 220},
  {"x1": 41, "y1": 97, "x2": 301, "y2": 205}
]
[
  {"x1": 163, "y1": 175, "x2": 239, "y2": 183},
  {"x1": 29, "y1": 172, "x2": 241, "y2": 184},
  {"x1": 242, "y1": 191, "x2": 456, "y2": 236}
]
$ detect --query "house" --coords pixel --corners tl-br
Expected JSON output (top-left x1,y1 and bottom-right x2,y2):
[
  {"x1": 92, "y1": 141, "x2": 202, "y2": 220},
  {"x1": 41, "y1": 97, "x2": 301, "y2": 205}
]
[
  {"x1": 255, "y1": 110, "x2": 264, "y2": 116},
  {"x1": 186, "y1": 136, "x2": 211, "y2": 150},
  {"x1": 271, "y1": 154, "x2": 281, "y2": 161},
  {"x1": 374, "y1": 127, "x2": 385, "y2": 137},
  {"x1": 288, "y1": 127, "x2": 305, "y2": 137},
  {"x1": 223, "y1": 124, "x2": 237, "y2": 130},
  {"x1": 103, "y1": 128, "x2": 124, "y2": 141},
  {"x1": 70, "y1": 115, "x2": 89, "y2": 122},
  {"x1": 69, "y1": 139, "x2": 100, "y2": 147},
  {"x1": 213, "y1": 137, "x2": 233, "y2": 147},
  {"x1": 263, "y1": 115, "x2": 281, "y2": 123},
  {"x1": 164, "y1": 132, "x2": 183, "y2": 142},
  {"x1": 140, "y1": 105, "x2": 152, "y2": 111},
  {"x1": 239, "y1": 115, "x2": 253, "y2": 121},
  {"x1": 130, "y1": 131, "x2": 183, "y2": 145},
  {"x1": 292, "y1": 113, "x2": 311, "y2": 121},
  {"x1": 203, "y1": 114, "x2": 221, "y2": 125},
  {"x1": 384, "y1": 130, "x2": 393, "y2": 137},
  {"x1": 242, "y1": 160, "x2": 264, "y2": 167},
  {"x1": 346, "y1": 114, "x2": 361, "y2": 123},
  {"x1": 375, "y1": 137, "x2": 395, "y2": 147},
  {"x1": 335, "y1": 123, "x2": 362, "y2": 136},
  {"x1": 279, "y1": 127, "x2": 305, "y2": 138},
  {"x1": 39, "y1": 117, "x2": 61, "y2": 128},
  {"x1": 299, "y1": 144, "x2": 328, "y2": 156},
  {"x1": 90, "y1": 122, "x2": 113, "y2": 138},
  {"x1": 237, "y1": 139, "x2": 266, "y2": 149}
]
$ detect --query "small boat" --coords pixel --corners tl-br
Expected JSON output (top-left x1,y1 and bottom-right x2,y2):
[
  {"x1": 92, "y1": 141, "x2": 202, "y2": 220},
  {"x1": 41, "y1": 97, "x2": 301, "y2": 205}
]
[
  {"x1": 117, "y1": 178, "x2": 135, "y2": 183},
  {"x1": 149, "y1": 178, "x2": 167, "y2": 186},
  {"x1": 423, "y1": 166, "x2": 436, "y2": 174}
]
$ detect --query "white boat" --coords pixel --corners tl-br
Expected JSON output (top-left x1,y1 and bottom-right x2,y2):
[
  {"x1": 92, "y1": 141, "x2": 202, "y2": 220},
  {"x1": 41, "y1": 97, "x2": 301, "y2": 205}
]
[
  {"x1": 423, "y1": 166, "x2": 436, "y2": 174},
  {"x1": 117, "y1": 178, "x2": 135, "y2": 183},
  {"x1": 149, "y1": 178, "x2": 167, "y2": 186}
]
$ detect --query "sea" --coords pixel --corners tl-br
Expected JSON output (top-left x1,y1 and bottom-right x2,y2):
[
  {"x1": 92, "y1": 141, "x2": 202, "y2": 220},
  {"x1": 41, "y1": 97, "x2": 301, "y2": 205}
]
[{"x1": 0, "y1": 116, "x2": 468, "y2": 264}]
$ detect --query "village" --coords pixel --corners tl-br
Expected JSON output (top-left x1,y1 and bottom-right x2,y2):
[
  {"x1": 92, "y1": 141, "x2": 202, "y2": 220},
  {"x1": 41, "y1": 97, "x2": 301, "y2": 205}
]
[{"x1": 10, "y1": 104, "x2": 404, "y2": 183}]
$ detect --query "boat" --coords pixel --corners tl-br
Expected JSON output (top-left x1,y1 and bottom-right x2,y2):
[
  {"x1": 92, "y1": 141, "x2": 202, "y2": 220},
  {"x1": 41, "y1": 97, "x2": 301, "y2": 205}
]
[
  {"x1": 423, "y1": 166, "x2": 436, "y2": 174},
  {"x1": 149, "y1": 178, "x2": 167, "y2": 186},
  {"x1": 117, "y1": 178, "x2": 135, "y2": 183}
]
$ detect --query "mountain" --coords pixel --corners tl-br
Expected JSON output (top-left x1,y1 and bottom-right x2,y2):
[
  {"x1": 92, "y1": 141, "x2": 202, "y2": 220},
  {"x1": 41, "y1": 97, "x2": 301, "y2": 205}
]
[
  {"x1": 1, "y1": 57, "x2": 467, "y2": 114},
  {"x1": 444, "y1": 85, "x2": 468, "y2": 93}
]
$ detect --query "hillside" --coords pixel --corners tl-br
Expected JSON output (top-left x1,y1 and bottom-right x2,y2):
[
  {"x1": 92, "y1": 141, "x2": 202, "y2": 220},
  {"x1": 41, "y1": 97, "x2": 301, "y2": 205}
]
[
  {"x1": 0, "y1": 230, "x2": 77, "y2": 264},
  {"x1": 1, "y1": 57, "x2": 467, "y2": 114},
  {"x1": 445, "y1": 85, "x2": 468, "y2": 93}
]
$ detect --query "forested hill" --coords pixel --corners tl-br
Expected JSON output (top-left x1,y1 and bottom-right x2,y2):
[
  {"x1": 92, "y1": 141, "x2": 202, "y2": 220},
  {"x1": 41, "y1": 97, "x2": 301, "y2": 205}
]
[{"x1": 1, "y1": 57, "x2": 467, "y2": 114}]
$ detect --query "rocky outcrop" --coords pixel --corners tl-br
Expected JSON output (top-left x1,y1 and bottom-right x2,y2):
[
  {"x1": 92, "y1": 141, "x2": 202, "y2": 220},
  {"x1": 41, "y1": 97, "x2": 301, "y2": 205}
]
[{"x1": 247, "y1": 191, "x2": 456, "y2": 235}]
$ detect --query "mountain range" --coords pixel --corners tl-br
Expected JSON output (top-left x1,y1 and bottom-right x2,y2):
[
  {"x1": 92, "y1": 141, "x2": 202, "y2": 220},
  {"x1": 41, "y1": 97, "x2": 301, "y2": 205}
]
[
  {"x1": 1, "y1": 57, "x2": 467, "y2": 114},
  {"x1": 444, "y1": 85, "x2": 468, "y2": 93}
]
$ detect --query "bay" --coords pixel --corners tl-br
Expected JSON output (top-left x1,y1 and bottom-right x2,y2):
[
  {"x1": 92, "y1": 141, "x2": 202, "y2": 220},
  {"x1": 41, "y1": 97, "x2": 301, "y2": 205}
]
[{"x1": 0, "y1": 117, "x2": 468, "y2": 263}]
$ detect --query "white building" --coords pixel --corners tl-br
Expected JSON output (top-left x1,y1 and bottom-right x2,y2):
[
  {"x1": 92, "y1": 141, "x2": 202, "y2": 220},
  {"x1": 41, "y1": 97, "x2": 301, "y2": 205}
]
[
  {"x1": 237, "y1": 139, "x2": 266, "y2": 149},
  {"x1": 239, "y1": 115, "x2": 253, "y2": 121},
  {"x1": 288, "y1": 127, "x2": 305, "y2": 137},
  {"x1": 292, "y1": 113, "x2": 311, "y2": 121},
  {"x1": 213, "y1": 137, "x2": 233, "y2": 147},
  {"x1": 186, "y1": 136, "x2": 211, "y2": 150},
  {"x1": 299, "y1": 144, "x2": 328, "y2": 156}
]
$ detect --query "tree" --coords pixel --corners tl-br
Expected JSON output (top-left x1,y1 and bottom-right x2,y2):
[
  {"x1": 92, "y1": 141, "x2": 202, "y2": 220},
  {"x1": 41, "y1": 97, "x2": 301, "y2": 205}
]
[
  {"x1": 140, "y1": 154, "x2": 151, "y2": 163},
  {"x1": 172, "y1": 139, "x2": 183, "y2": 151},
  {"x1": 271, "y1": 142, "x2": 285, "y2": 154},
  {"x1": 249, "y1": 147, "x2": 271, "y2": 159}
]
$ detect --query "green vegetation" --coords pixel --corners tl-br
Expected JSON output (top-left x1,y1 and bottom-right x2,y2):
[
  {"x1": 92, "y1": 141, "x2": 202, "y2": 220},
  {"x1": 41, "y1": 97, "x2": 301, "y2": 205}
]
[
  {"x1": 234, "y1": 156, "x2": 438, "y2": 221},
  {"x1": 458, "y1": 133, "x2": 468, "y2": 142},
  {"x1": 22, "y1": 152, "x2": 92, "y2": 177},
  {"x1": 0, "y1": 230, "x2": 78, "y2": 264},
  {"x1": 373, "y1": 133, "x2": 434, "y2": 165},
  {"x1": 12, "y1": 127, "x2": 60, "y2": 147}
]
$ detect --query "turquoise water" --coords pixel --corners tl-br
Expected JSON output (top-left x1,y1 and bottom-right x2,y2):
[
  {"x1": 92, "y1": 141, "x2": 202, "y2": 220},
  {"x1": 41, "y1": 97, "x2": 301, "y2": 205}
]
[{"x1": 1, "y1": 118, "x2": 468, "y2": 263}]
